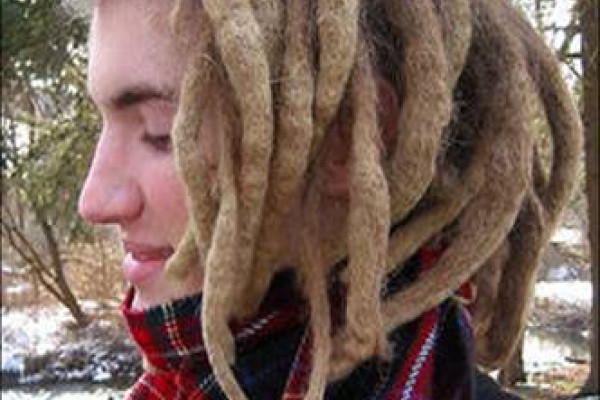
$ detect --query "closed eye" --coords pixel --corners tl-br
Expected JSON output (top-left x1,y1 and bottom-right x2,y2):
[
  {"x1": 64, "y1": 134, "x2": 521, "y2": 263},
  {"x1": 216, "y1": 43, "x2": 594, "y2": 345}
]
[{"x1": 141, "y1": 132, "x2": 172, "y2": 153}]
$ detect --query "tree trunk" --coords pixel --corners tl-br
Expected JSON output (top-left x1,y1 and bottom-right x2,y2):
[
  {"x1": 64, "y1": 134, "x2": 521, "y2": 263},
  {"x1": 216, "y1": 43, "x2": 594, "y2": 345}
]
[
  {"x1": 37, "y1": 211, "x2": 89, "y2": 328},
  {"x1": 580, "y1": 0, "x2": 598, "y2": 394},
  {"x1": 58, "y1": 283, "x2": 90, "y2": 328},
  {"x1": 2, "y1": 208, "x2": 90, "y2": 327},
  {"x1": 30, "y1": 272, "x2": 40, "y2": 304},
  {"x1": 54, "y1": 262, "x2": 89, "y2": 327}
]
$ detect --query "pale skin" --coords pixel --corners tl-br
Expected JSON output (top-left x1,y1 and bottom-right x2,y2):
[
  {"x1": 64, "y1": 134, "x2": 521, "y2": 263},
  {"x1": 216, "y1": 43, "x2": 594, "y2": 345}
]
[
  {"x1": 79, "y1": 0, "x2": 201, "y2": 309},
  {"x1": 79, "y1": 0, "x2": 399, "y2": 310}
]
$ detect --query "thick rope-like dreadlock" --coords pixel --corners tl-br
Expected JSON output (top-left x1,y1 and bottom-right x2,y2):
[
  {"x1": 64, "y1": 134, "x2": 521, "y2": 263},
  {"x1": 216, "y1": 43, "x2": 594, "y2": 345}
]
[
  {"x1": 472, "y1": 1, "x2": 583, "y2": 368},
  {"x1": 383, "y1": 0, "x2": 534, "y2": 330},
  {"x1": 383, "y1": 0, "x2": 452, "y2": 225},
  {"x1": 201, "y1": 1, "x2": 276, "y2": 398},
  {"x1": 329, "y1": 36, "x2": 390, "y2": 380},
  {"x1": 166, "y1": 4, "x2": 216, "y2": 280},
  {"x1": 380, "y1": 0, "x2": 474, "y2": 272},
  {"x1": 201, "y1": 86, "x2": 245, "y2": 398},
  {"x1": 165, "y1": 0, "x2": 582, "y2": 397},
  {"x1": 300, "y1": 181, "x2": 333, "y2": 400},
  {"x1": 312, "y1": 0, "x2": 359, "y2": 161},
  {"x1": 434, "y1": 0, "x2": 473, "y2": 89},
  {"x1": 239, "y1": 0, "x2": 316, "y2": 316},
  {"x1": 168, "y1": 1, "x2": 275, "y2": 398}
]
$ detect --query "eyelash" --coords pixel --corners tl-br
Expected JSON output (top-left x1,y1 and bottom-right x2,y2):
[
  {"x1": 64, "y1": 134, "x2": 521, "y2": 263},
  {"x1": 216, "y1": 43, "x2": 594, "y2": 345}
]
[{"x1": 141, "y1": 132, "x2": 172, "y2": 153}]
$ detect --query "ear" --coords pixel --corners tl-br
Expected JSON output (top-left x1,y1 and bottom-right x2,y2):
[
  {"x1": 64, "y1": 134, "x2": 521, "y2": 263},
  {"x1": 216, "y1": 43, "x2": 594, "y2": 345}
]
[{"x1": 320, "y1": 76, "x2": 400, "y2": 198}]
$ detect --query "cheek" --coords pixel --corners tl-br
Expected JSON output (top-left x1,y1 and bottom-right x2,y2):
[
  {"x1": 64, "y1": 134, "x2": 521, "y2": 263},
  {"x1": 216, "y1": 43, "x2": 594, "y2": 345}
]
[{"x1": 146, "y1": 158, "x2": 189, "y2": 242}]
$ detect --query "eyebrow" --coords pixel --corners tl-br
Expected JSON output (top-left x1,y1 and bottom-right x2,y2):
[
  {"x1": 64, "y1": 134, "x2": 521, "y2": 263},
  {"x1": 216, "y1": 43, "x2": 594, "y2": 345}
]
[{"x1": 109, "y1": 85, "x2": 176, "y2": 109}]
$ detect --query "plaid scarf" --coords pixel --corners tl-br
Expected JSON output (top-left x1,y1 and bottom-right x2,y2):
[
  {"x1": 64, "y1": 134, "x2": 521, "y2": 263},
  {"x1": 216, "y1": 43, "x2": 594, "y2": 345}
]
[{"x1": 121, "y1": 248, "x2": 476, "y2": 400}]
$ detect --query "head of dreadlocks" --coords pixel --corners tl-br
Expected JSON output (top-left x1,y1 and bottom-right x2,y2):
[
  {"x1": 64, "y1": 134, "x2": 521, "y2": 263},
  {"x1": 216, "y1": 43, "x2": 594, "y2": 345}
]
[
  {"x1": 79, "y1": 0, "x2": 581, "y2": 397},
  {"x1": 79, "y1": 0, "x2": 400, "y2": 308}
]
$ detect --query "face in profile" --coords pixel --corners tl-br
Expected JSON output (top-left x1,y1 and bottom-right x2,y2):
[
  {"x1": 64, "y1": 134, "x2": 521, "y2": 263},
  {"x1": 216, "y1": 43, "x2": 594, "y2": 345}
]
[
  {"x1": 79, "y1": 0, "x2": 208, "y2": 309},
  {"x1": 78, "y1": 0, "x2": 395, "y2": 311}
]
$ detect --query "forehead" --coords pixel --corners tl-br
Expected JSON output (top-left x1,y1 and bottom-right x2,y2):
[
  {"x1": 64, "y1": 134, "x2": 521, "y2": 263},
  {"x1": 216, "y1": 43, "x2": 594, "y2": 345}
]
[{"x1": 87, "y1": 0, "x2": 184, "y2": 106}]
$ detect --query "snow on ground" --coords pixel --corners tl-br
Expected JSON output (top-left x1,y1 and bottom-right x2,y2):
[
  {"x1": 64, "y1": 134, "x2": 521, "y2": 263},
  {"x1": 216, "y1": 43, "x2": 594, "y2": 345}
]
[
  {"x1": 1, "y1": 302, "x2": 141, "y2": 386},
  {"x1": 1, "y1": 385, "x2": 128, "y2": 400},
  {"x1": 2, "y1": 305, "x2": 72, "y2": 373},
  {"x1": 526, "y1": 279, "x2": 592, "y2": 375},
  {"x1": 524, "y1": 328, "x2": 589, "y2": 374},
  {"x1": 534, "y1": 281, "x2": 592, "y2": 307},
  {"x1": 551, "y1": 227, "x2": 585, "y2": 246}
]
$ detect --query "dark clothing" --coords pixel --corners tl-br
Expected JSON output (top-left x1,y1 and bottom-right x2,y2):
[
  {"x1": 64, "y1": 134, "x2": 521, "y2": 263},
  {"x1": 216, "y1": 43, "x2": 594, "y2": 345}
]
[
  {"x1": 122, "y1": 249, "x2": 522, "y2": 399},
  {"x1": 475, "y1": 373, "x2": 523, "y2": 400}
]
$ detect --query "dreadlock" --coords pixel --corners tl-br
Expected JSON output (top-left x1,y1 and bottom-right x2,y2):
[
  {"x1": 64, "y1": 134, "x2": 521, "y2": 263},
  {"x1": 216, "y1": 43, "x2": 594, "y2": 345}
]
[
  {"x1": 240, "y1": 0, "x2": 314, "y2": 317},
  {"x1": 164, "y1": 0, "x2": 582, "y2": 398}
]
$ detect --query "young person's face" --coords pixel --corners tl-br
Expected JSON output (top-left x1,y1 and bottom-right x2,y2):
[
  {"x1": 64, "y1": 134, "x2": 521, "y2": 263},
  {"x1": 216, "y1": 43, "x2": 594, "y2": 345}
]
[
  {"x1": 79, "y1": 0, "x2": 399, "y2": 309},
  {"x1": 79, "y1": 0, "x2": 206, "y2": 308}
]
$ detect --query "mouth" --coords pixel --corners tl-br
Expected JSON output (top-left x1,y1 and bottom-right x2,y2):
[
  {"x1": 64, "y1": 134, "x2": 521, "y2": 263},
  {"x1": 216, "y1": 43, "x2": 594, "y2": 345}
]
[
  {"x1": 122, "y1": 240, "x2": 175, "y2": 285},
  {"x1": 124, "y1": 241, "x2": 174, "y2": 261}
]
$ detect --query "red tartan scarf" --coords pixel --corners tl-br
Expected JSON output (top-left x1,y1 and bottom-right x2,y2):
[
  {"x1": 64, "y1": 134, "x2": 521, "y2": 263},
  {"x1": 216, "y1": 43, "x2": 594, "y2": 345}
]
[{"x1": 121, "y1": 247, "x2": 476, "y2": 400}]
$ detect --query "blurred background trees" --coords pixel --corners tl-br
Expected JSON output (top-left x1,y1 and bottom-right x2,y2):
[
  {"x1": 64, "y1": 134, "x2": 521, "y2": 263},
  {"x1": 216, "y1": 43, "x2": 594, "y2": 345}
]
[{"x1": 1, "y1": 0, "x2": 100, "y2": 327}]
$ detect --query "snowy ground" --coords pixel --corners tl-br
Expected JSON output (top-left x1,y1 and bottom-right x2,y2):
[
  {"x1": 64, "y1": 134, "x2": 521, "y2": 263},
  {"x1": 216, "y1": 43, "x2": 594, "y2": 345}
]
[
  {"x1": 1, "y1": 384, "x2": 128, "y2": 400},
  {"x1": 1, "y1": 301, "x2": 141, "y2": 388},
  {"x1": 535, "y1": 280, "x2": 592, "y2": 308},
  {"x1": 524, "y1": 279, "x2": 592, "y2": 378}
]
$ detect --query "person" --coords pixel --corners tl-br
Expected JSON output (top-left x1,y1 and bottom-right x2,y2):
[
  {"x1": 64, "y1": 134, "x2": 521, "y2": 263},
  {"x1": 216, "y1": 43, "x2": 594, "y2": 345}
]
[{"x1": 76, "y1": 0, "x2": 582, "y2": 399}]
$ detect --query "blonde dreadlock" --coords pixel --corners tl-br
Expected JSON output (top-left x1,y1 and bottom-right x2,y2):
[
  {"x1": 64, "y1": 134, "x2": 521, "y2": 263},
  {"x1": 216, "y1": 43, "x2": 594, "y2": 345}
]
[
  {"x1": 165, "y1": 0, "x2": 582, "y2": 398},
  {"x1": 312, "y1": 0, "x2": 359, "y2": 161},
  {"x1": 472, "y1": 1, "x2": 583, "y2": 368},
  {"x1": 239, "y1": 0, "x2": 315, "y2": 316},
  {"x1": 166, "y1": 9, "x2": 216, "y2": 279}
]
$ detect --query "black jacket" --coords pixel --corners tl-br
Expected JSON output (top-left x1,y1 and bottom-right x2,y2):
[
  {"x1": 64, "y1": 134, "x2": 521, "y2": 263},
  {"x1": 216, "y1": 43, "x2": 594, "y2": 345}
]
[{"x1": 476, "y1": 372, "x2": 523, "y2": 400}]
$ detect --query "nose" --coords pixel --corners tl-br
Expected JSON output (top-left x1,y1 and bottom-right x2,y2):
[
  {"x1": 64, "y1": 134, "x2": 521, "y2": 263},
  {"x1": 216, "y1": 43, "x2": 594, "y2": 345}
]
[{"x1": 78, "y1": 131, "x2": 143, "y2": 225}]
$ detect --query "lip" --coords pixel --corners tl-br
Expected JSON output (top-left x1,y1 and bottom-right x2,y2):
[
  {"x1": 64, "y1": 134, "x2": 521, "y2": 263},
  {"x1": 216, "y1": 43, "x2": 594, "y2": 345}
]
[
  {"x1": 122, "y1": 240, "x2": 174, "y2": 285},
  {"x1": 123, "y1": 240, "x2": 174, "y2": 262}
]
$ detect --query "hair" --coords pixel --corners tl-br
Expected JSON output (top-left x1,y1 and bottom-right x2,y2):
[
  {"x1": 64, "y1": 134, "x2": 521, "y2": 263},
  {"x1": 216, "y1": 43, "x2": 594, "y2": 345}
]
[{"x1": 80, "y1": 0, "x2": 583, "y2": 398}]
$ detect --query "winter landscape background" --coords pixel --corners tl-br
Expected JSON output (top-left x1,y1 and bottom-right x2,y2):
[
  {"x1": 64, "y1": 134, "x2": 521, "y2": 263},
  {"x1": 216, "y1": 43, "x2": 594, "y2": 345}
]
[{"x1": 2, "y1": 0, "x2": 597, "y2": 398}]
